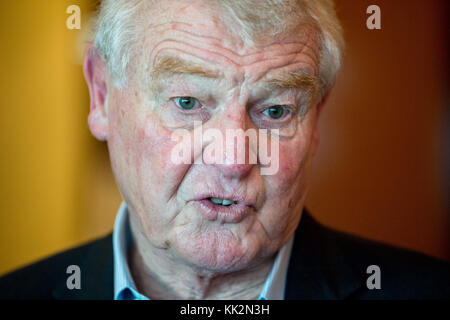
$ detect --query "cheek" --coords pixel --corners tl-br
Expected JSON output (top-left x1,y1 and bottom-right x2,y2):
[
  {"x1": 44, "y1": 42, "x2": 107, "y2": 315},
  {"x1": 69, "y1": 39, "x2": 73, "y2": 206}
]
[
  {"x1": 273, "y1": 111, "x2": 318, "y2": 189},
  {"x1": 129, "y1": 116, "x2": 190, "y2": 209},
  {"x1": 110, "y1": 99, "x2": 176, "y2": 182},
  {"x1": 135, "y1": 118, "x2": 175, "y2": 175},
  {"x1": 109, "y1": 104, "x2": 196, "y2": 247},
  {"x1": 259, "y1": 134, "x2": 313, "y2": 236},
  {"x1": 108, "y1": 95, "x2": 185, "y2": 213},
  {"x1": 274, "y1": 138, "x2": 310, "y2": 190}
]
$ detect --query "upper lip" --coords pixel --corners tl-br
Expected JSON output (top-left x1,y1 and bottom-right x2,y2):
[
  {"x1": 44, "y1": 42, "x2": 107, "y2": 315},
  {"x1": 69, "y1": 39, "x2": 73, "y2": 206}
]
[{"x1": 192, "y1": 191, "x2": 256, "y2": 208}]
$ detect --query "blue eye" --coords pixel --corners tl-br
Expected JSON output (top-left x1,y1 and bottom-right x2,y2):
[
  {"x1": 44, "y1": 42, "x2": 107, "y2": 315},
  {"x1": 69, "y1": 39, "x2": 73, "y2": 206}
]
[
  {"x1": 262, "y1": 106, "x2": 286, "y2": 119},
  {"x1": 174, "y1": 97, "x2": 200, "y2": 110}
]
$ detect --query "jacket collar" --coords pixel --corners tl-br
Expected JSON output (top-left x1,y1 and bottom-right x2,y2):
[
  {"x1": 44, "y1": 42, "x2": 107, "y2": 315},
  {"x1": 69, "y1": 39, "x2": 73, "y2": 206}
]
[{"x1": 52, "y1": 234, "x2": 114, "y2": 300}]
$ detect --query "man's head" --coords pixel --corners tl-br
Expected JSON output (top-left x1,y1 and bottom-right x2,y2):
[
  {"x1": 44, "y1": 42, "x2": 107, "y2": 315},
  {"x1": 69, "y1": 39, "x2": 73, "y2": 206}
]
[{"x1": 84, "y1": 0, "x2": 344, "y2": 274}]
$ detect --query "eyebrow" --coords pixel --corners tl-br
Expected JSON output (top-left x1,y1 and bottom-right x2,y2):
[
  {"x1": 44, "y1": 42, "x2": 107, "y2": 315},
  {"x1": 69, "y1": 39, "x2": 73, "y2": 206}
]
[
  {"x1": 263, "y1": 70, "x2": 319, "y2": 94},
  {"x1": 151, "y1": 55, "x2": 318, "y2": 95},
  {"x1": 151, "y1": 56, "x2": 221, "y2": 81}
]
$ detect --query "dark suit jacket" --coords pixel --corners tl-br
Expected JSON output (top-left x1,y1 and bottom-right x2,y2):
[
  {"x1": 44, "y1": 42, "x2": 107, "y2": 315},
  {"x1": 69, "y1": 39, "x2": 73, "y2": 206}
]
[{"x1": 0, "y1": 211, "x2": 449, "y2": 299}]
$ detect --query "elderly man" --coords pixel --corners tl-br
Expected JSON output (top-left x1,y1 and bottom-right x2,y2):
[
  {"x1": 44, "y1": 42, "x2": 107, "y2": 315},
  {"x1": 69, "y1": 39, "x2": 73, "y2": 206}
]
[{"x1": 0, "y1": 0, "x2": 449, "y2": 300}]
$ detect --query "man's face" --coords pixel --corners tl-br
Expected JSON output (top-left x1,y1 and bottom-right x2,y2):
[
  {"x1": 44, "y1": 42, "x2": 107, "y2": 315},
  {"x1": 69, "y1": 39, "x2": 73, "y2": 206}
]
[{"x1": 103, "y1": 1, "x2": 321, "y2": 272}]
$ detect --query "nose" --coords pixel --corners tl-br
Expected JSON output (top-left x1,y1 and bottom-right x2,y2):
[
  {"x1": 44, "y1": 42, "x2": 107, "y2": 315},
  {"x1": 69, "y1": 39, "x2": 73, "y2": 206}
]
[{"x1": 204, "y1": 105, "x2": 256, "y2": 179}]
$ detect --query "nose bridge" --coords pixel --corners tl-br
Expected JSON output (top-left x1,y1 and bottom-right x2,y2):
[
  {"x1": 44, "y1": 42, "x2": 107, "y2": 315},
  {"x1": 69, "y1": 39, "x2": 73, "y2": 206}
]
[
  {"x1": 219, "y1": 98, "x2": 248, "y2": 131},
  {"x1": 205, "y1": 100, "x2": 257, "y2": 179}
]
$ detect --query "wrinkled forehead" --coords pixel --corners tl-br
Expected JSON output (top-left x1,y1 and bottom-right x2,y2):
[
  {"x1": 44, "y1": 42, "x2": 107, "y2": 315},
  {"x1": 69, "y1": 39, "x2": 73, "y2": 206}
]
[
  {"x1": 122, "y1": 0, "x2": 323, "y2": 96},
  {"x1": 142, "y1": 1, "x2": 241, "y2": 48},
  {"x1": 140, "y1": 0, "x2": 320, "y2": 62}
]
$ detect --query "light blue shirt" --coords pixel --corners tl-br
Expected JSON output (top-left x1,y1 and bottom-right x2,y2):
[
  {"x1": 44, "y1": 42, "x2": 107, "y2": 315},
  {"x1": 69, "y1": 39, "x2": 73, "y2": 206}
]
[{"x1": 113, "y1": 202, "x2": 294, "y2": 300}]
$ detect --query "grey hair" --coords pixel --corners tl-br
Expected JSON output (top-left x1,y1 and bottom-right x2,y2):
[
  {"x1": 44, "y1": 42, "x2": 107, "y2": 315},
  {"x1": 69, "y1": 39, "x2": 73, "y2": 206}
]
[
  {"x1": 93, "y1": 0, "x2": 148, "y2": 88},
  {"x1": 93, "y1": 0, "x2": 344, "y2": 100}
]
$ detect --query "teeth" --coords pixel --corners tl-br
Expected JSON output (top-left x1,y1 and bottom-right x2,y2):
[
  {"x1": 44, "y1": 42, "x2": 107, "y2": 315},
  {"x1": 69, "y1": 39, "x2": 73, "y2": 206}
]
[
  {"x1": 210, "y1": 197, "x2": 223, "y2": 205},
  {"x1": 221, "y1": 199, "x2": 234, "y2": 206},
  {"x1": 209, "y1": 197, "x2": 235, "y2": 206}
]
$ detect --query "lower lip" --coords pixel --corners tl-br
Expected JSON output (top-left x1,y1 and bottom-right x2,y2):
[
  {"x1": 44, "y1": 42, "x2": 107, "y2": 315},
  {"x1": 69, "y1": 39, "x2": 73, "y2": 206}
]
[{"x1": 193, "y1": 199, "x2": 253, "y2": 223}]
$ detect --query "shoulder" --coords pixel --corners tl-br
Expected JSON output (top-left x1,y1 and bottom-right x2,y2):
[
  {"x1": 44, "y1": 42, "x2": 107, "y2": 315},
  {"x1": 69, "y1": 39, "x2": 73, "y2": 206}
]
[
  {"x1": 287, "y1": 211, "x2": 450, "y2": 299},
  {"x1": 328, "y1": 224, "x2": 450, "y2": 298},
  {"x1": 0, "y1": 234, "x2": 113, "y2": 300}
]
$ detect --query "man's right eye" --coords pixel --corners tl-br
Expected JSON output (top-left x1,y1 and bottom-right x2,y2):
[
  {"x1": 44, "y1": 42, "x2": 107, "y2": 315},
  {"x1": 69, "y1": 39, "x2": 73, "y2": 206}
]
[{"x1": 173, "y1": 97, "x2": 201, "y2": 110}]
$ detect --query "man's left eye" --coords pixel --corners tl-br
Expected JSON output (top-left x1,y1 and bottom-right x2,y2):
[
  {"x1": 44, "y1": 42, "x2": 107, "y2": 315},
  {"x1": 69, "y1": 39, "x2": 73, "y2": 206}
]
[
  {"x1": 173, "y1": 97, "x2": 201, "y2": 110},
  {"x1": 262, "y1": 105, "x2": 288, "y2": 119}
]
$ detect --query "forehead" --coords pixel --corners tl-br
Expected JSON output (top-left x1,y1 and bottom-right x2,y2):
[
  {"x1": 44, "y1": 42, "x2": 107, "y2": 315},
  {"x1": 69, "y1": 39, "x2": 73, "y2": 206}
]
[
  {"x1": 140, "y1": 0, "x2": 320, "y2": 81},
  {"x1": 145, "y1": 0, "x2": 245, "y2": 50}
]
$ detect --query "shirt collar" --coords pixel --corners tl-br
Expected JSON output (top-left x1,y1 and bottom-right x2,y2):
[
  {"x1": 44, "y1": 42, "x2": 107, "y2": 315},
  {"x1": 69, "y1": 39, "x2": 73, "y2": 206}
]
[
  {"x1": 113, "y1": 202, "x2": 294, "y2": 300},
  {"x1": 113, "y1": 202, "x2": 149, "y2": 300}
]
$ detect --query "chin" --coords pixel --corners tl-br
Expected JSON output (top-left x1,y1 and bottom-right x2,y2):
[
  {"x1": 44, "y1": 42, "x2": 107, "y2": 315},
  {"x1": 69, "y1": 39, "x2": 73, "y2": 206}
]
[{"x1": 173, "y1": 227, "x2": 257, "y2": 273}]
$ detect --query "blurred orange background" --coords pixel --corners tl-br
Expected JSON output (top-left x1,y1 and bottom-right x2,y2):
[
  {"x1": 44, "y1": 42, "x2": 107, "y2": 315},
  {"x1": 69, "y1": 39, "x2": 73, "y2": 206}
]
[{"x1": 0, "y1": 0, "x2": 448, "y2": 276}]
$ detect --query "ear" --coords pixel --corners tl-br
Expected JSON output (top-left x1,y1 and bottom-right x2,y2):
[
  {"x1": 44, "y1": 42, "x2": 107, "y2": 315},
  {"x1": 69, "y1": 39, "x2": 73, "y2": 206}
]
[
  {"x1": 311, "y1": 90, "x2": 332, "y2": 156},
  {"x1": 84, "y1": 43, "x2": 109, "y2": 141}
]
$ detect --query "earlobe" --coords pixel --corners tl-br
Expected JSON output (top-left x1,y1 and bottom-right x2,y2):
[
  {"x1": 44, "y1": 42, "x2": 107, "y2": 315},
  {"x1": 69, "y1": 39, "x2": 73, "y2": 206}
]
[{"x1": 84, "y1": 44, "x2": 109, "y2": 141}]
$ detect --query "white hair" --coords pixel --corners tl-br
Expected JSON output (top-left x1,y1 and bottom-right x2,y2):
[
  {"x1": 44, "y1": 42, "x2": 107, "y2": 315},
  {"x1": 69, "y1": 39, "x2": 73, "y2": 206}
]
[{"x1": 93, "y1": 0, "x2": 344, "y2": 100}]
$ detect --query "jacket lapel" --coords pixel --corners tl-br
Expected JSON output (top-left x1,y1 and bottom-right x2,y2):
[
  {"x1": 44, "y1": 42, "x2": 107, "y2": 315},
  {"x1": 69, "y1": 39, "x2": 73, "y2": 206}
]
[{"x1": 285, "y1": 210, "x2": 363, "y2": 299}]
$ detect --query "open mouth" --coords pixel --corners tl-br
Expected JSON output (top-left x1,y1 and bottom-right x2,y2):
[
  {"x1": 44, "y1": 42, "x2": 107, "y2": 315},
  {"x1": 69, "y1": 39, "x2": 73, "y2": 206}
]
[
  {"x1": 208, "y1": 197, "x2": 236, "y2": 206},
  {"x1": 193, "y1": 195, "x2": 254, "y2": 223}
]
